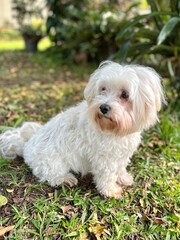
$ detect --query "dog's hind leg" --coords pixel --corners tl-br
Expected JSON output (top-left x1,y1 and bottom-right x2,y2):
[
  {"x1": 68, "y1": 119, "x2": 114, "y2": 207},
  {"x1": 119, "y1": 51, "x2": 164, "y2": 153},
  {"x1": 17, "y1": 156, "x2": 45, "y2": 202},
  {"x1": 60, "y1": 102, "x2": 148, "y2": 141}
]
[
  {"x1": 29, "y1": 156, "x2": 78, "y2": 188},
  {"x1": 0, "y1": 122, "x2": 41, "y2": 159}
]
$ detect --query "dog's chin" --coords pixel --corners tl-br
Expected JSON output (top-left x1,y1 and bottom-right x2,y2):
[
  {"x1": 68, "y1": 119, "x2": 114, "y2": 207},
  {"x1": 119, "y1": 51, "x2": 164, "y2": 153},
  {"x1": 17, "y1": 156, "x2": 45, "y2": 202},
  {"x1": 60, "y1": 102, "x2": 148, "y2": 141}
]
[{"x1": 93, "y1": 112, "x2": 133, "y2": 136}]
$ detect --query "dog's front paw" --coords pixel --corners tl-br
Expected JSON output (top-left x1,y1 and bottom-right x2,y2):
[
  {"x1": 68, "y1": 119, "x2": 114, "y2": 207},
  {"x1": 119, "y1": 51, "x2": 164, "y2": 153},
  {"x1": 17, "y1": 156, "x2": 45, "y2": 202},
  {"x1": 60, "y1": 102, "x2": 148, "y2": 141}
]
[
  {"x1": 49, "y1": 174, "x2": 78, "y2": 187},
  {"x1": 102, "y1": 182, "x2": 124, "y2": 199},
  {"x1": 117, "y1": 172, "x2": 133, "y2": 186}
]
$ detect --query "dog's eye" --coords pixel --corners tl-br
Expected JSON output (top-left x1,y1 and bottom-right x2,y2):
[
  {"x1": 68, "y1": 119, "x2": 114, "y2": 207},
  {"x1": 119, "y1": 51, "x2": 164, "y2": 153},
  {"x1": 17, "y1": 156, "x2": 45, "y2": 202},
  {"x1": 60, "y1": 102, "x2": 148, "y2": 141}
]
[
  {"x1": 100, "y1": 87, "x2": 106, "y2": 92},
  {"x1": 120, "y1": 90, "x2": 129, "y2": 100}
]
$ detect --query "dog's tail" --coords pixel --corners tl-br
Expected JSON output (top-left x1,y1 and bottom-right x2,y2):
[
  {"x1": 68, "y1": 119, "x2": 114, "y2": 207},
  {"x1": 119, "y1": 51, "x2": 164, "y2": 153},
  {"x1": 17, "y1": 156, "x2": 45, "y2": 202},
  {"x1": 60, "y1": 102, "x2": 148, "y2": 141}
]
[{"x1": 0, "y1": 122, "x2": 41, "y2": 159}]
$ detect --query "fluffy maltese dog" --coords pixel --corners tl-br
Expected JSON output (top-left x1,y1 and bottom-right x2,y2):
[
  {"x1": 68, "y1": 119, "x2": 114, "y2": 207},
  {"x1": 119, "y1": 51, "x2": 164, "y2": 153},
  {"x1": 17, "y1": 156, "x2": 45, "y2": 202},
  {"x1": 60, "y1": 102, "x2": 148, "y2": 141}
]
[{"x1": 0, "y1": 61, "x2": 166, "y2": 199}]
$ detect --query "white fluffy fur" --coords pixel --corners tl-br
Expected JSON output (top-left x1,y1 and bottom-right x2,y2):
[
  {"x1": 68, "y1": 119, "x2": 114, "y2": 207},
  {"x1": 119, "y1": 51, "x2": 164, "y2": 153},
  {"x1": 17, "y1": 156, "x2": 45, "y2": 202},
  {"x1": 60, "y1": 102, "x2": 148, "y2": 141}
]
[{"x1": 0, "y1": 61, "x2": 166, "y2": 199}]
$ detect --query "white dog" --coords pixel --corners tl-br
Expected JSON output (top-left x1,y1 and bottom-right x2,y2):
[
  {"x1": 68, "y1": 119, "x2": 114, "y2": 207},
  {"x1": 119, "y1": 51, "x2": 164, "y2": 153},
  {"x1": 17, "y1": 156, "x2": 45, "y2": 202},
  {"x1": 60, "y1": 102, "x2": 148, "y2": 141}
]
[{"x1": 0, "y1": 61, "x2": 166, "y2": 199}]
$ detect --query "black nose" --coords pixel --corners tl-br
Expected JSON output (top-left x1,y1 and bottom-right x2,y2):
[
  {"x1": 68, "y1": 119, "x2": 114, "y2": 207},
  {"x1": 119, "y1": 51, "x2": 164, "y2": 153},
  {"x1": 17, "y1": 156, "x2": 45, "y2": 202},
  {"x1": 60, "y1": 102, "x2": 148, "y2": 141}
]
[{"x1": 100, "y1": 104, "x2": 111, "y2": 114}]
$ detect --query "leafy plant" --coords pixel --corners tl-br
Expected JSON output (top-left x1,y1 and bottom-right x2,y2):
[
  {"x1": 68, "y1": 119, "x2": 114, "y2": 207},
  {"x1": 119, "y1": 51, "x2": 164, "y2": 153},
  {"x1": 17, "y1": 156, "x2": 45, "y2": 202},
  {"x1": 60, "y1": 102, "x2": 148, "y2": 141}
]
[
  {"x1": 46, "y1": 0, "x2": 139, "y2": 62},
  {"x1": 116, "y1": 0, "x2": 180, "y2": 90},
  {"x1": 12, "y1": 0, "x2": 45, "y2": 35},
  {"x1": 12, "y1": 0, "x2": 46, "y2": 51}
]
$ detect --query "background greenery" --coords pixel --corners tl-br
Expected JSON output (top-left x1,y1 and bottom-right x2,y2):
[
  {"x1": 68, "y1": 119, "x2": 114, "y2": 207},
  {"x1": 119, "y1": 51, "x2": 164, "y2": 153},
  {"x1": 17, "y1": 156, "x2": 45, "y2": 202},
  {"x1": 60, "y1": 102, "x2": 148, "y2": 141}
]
[
  {"x1": 0, "y1": 0, "x2": 179, "y2": 239},
  {"x1": 46, "y1": 0, "x2": 179, "y2": 86}
]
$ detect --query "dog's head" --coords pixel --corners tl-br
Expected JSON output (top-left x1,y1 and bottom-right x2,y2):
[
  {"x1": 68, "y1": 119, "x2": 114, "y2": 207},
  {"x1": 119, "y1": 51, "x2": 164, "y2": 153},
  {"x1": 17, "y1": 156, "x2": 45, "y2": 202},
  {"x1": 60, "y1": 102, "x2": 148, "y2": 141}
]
[{"x1": 84, "y1": 61, "x2": 166, "y2": 135}]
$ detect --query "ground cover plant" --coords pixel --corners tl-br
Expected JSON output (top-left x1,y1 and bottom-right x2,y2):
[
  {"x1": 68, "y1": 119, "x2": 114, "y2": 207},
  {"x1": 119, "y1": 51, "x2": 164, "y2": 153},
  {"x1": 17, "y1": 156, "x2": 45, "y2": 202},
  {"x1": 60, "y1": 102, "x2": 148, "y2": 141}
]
[{"x1": 0, "y1": 51, "x2": 179, "y2": 240}]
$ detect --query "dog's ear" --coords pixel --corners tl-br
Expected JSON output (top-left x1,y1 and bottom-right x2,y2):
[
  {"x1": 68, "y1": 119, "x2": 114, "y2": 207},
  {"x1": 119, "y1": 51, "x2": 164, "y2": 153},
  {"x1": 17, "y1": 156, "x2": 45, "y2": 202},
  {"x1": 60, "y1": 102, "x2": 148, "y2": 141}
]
[
  {"x1": 134, "y1": 66, "x2": 166, "y2": 111},
  {"x1": 132, "y1": 65, "x2": 166, "y2": 129}
]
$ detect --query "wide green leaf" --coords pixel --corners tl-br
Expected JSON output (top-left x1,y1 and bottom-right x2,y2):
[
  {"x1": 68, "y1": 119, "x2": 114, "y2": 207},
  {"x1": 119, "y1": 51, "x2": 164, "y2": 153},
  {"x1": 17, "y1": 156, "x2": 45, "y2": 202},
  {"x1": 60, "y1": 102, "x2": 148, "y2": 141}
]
[
  {"x1": 118, "y1": 39, "x2": 130, "y2": 60},
  {"x1": 157, "y1": 17, "x2": 180, "y2": 45},
  {"x1": 170, "y1": 0, "x2": 179, "y2": 14},
  {"x1": 147, "y1": 0, "x2": 162, "y2": 29},
  {"x1": 149, "y1": 44, "x2": 176, "y2": 55},
  {"x1": 127, "y1": 42, "x2": 154, "y2": 60},
  {"x1": 134, "y1": 28, "x2": 158, "y2": 41},
  {"x1": 128, "y1": 42, "x2": 154, "y2": 53},
  {"x1": 116, "y1": 11, "x2": 175, "y2": 41}
]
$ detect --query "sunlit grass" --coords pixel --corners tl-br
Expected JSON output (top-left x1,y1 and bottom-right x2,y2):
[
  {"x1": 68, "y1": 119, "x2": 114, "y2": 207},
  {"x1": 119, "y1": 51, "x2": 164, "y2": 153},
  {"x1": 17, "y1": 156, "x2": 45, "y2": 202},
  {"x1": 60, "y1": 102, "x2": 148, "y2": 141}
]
[
  {"x1": 0, "y1": 40, "x2": 24, "y2": 51},
  {"x1": 0, "y1": 37, "x2": 51, "y2": 51}
]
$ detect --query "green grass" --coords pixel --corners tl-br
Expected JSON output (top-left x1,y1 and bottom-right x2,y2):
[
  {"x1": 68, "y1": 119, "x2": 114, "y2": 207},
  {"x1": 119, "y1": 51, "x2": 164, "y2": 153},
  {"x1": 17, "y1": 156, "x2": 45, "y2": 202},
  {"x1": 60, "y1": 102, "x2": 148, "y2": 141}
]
[
  {"x1": 0, "y1": 47, "x2": 179, "y2": 238},
  {"x1": 0, "y1": 40, "x2": 24, "y2": 51},
  {"x1": 0, "y1": 28, "x2": 52, "y2": 51},
  {"x1": 0, "y1": 37, "x2": 51, "y2": 51}
]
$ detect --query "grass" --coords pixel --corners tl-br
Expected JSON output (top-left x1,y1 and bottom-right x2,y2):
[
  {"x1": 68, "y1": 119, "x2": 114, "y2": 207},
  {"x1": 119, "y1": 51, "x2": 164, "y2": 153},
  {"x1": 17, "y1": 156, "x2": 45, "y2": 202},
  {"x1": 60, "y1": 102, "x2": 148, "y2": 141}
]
[
  {"x1": 0, "y1": 38, "x2": 51, "y2": 51},
  {"x1": 0, "y1": 28, "x2": 52, "y2": 51},
  {"x1": 0, "y1": 35, "x2": 180, "y2": 239}
]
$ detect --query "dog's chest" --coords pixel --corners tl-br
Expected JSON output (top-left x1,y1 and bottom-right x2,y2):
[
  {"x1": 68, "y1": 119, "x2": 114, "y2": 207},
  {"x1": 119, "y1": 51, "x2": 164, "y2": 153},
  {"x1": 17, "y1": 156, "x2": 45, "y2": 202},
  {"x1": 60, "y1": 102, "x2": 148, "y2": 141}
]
[{"x1": 89, "y1": 131, "x2": 141, "y2": 161}]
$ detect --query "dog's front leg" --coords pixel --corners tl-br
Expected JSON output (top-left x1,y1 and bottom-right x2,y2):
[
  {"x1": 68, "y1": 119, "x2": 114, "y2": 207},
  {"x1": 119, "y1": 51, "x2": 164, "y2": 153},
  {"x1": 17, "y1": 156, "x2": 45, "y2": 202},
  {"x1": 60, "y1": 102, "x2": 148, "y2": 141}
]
[
  {"x1": 117, "y1": 168, "x2": 134, "y2": 186},
  {"x1": 92, "y1": 167, "x2": 123, "y2": 199}
]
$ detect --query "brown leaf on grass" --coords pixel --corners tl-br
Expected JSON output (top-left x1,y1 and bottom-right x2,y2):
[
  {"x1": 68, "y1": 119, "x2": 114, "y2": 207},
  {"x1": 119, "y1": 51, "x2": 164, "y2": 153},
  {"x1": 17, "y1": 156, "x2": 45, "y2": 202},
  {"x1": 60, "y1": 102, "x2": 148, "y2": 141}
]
[
  {"x1": 143, "y1": 177, "x2": 154, "y2": 190},
  {"x1": 60, "y1": 205, "x2": 72, "y2": 214},
  {"x1": 13, "y1": 197, "x2": 20, "y2": 204},
  {"x1": 139, "y1": 198, "x2": 145, "y2": 208},
  {"x1": 0, "y1": 226, "x2": 14, "y2": 236},
  {"x1": 24, "y1": 195, "x2": 37, "y2": 203},
  {"x1": 153, "y1": 218, "x2": 165, "y2": 225},
  {"x1": 141, "y1": 213, "x2": 150, "y2": 222},
  {"x1": 45, "y1": 227, "x2": 53, "y2": 237},
  {"x1": 48, "y1": 192, "x2": 53, "y2": 198},
  {"x1": 140, "y1": 214, "x2": 165, "y2": 226},
  {"x1": 78, "y1": 232, "x2": 89, "y2": 240},
  {"x1": 144, "y1": 206, "x2": 151, "y2": 215}
]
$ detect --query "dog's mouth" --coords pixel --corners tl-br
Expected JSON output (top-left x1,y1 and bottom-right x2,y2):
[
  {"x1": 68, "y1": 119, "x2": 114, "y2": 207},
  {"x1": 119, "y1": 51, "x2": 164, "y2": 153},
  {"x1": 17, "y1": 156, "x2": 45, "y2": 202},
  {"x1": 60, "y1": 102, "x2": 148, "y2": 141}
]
[
  {"x1": 95, "y1": 112, "x2": 120, "y2": 134},
  {"x1": 98, "y1": 113, "x2": 112, "y2": 121}
]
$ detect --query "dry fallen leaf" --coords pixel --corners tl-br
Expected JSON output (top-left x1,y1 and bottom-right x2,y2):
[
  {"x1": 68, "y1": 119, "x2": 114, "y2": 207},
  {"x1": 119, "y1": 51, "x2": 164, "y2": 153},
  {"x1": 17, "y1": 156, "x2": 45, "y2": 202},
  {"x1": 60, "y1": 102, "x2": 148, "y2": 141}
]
[
  {"x1": 6, "y1": 188, "x2": 14, "y2": 193},
  {"x1": 48, "y1": 192, "x2": 53, "y2": 198},
  {"x1": 45, "y1": 227, "x2": 53, "y2": 236},
  {"x1": 153, "y1": 217, "x2": 165, "y2": 225},
  {"x1": 0, "y1": 226, "x2": 14, "y2": 236},
  {"x1": 140, "y1": 198, "x2": 145, "y2": 207},
  {"x1": 78, "y1": 232, "x2": 89, "y2": 240},
  {"x1": 60, "y1": 205, "x2": 72, "y2": 214},
  {"x1": 89, "y1": 223, "x2": 105, "y2": 240}
]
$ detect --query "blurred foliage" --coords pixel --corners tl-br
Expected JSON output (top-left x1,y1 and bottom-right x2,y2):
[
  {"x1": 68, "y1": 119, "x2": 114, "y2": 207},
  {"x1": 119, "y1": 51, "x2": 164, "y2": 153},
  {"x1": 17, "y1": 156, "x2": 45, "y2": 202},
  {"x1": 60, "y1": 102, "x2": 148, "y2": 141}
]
[
  {"x1": 0, "y1": 28, "x2": 22, "y2": 40},
  {"x1": 46, "y1": 0, "x2": 139, "y2": 62},
  {"x1": 46, "y1": 0, "x2": 179, "y2": 94},
  {"x1": 116, "y1": 0, "x2": 180, "y2": 91},
  {"x1": 12, "y1": 0, "x2": 46, "y2": 38}
]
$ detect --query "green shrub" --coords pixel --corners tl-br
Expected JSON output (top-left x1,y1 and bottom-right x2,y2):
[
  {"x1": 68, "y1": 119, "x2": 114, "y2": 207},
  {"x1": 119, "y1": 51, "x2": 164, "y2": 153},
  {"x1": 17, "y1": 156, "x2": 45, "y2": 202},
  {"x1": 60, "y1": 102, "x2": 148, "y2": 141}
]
[
  {"x1": 12, "y1": 0, "x2": 46, "y2": 38},
  {"x1": 46, "y1": 0, "x2": 139, "y2": 62},
  {"x1": 46, "y1": 0, "x2": 179, "y2": 94},
  {"x1": 116, "y1": 0, "x2": 180, "y2": 89}
]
